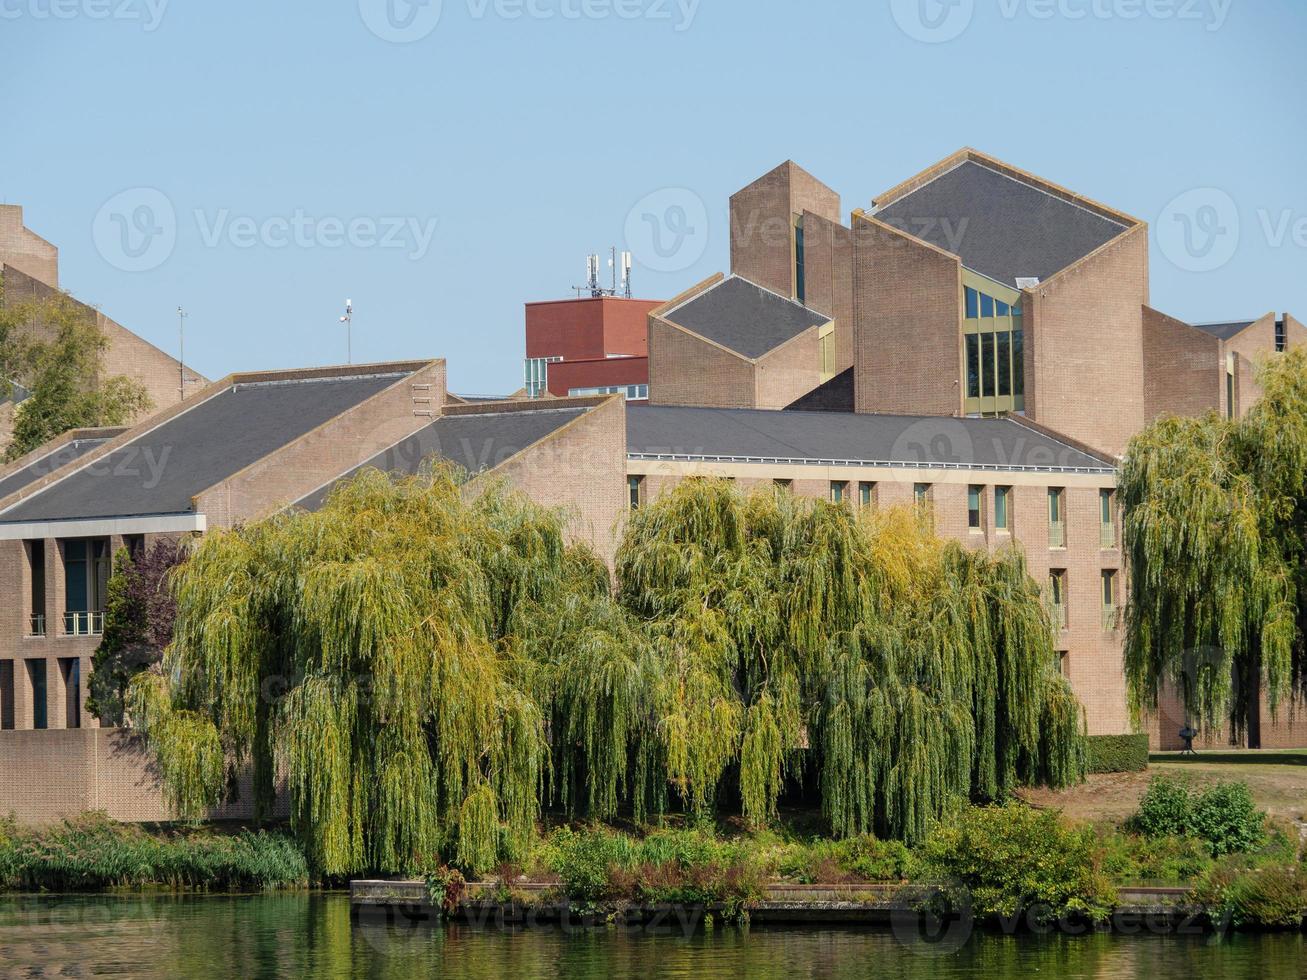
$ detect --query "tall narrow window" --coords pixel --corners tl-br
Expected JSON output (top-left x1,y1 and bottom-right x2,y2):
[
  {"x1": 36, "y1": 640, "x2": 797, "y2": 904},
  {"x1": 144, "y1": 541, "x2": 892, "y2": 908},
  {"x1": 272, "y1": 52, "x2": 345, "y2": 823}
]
[
  {"x1": 1101, "y1": 570, "x2": 1119, "y2": 630},
  {"x1": 981, "y1": 333, "x2": 996, "y2": 398},
  {"x1": 794, "y1": 219, "x2": 806, "y2": 305},
  {"x1": 914, "y1": 483, "x2": 930, "y2": 507},
  {"x1": 1275, "y1": 319, "x2": 1286, "y2": 353},
  {"x1": 27, "y1": 540, "x2": 45, "y2": 637},
  {"x1": 1226, "y1": 354, "x2": 1236, "y2": 420},
  {"x1": 1049, "y1": 570, "x2": 1068, "y2": 629},
  {"x1": 965, "y1": 287, "x2": 979, "y2": 319},
  {"x1": 994, "y1": 486, "x2": 1011, "y2": 531},
  {"x1": 60, "y1": 658, "x2": 81, "y2": 729},
  {"x1": 968, "y1": 485, "x2": 983, "y2": 530},
  {"x1": 980, "y1": 293, "x2": 994, "y2": 318},
  {"x1": 830, "y1": 481, "x2": 848, "y2": 504},
  {"x1": 62, "y1": 539, "x2": 110, "y2": 636},
  {"x1": 1099, "y1": 489, "x2": 1116, "y2": 548},
  {"x1": 996, "y1": 331, "x2": 1012, "y2": 397},
  {"x1": 858, "y1": 482, "x2": 875, "y2": 508},
  {"x1": 1012, "y1": 326, "x2": 1024, "y2": 398},
  {"x1": 628, "y1": 476, "x2": 644, "y2": 510},
  {"x1": 965, "y1": 334, "x2": 981, "y2": 399},
  {"x1": 0, "y1": 661, "x2": 13, "y2": 731},
  {"x1": 27, "y1": 659, "x2": 47, "y2": 730},
  {"x1": 1048, "y1": 489, "x2": 1066, "y2": 548}
]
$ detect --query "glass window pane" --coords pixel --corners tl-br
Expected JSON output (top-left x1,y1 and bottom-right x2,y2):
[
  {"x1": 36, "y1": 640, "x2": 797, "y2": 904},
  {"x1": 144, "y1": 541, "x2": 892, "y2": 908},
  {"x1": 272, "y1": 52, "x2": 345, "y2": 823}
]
[
  {"x1": 966, "y1": 334, "x2": 981, "y2": 399},
  {"x1": 980, "y1": 293, "x2": 994, "y2": 318},
  {"x1": 1012, "y1": 330, "x2": 1024, "y2": 397},
  {"x1": 965, "y1": 288, "x2": 979, "y2": 319},
  {"x1": 996, "y1": 299, "x2": 1010, "y2": 317},
  {"x1": 981, "y1": 334, "x2": 996, "y2": 397},
  {"x1": 968, "y1": 486, "x2": 981, "y2": 528},
  {"x1": 997, "y1": 331, "x2": 1012, "y2": 398},
  {"x1": 995, "y1": 487, "x2": 1009, "y2": 529}
]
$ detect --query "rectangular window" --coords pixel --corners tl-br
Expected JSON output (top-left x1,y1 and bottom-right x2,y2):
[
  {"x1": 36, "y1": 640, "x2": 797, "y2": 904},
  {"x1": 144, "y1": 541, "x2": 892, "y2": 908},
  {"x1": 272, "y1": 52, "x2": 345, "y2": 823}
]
[
  {"x1": 59, "y1": 658, "x2": 81, "y2": 730},
  {"x1": 981, "y1": 333, "x2": 996, "y2": 397},
  {"x1": 995, "y1": 299, "x2": 1010, "y2": 317},
  {"x1": 1048, "y1": 489, "x2": 1066, "y2": 548},
  {"x1": 27, "y1": 540, "x2": 45, "y2": 637},
  {"x1": 994, "y1": 486, "x2": 1011, "y2": 531},
  {"x1": 27, "y1": 659, "x2": 47, "y2": 730},
  {"x1": 858, "y1": 482, "x2": 875, "y2": 508},
  {"x1": 1226, "y1": 355, "x2": 1236, "y2": 420},
  {"x1": 628, "y1": 476, "x2": 644, "y2": 510},
  {"x1": 1275, "y1": 319, "x2": 1286, "y2": 353},
  {"x1": 794, "y1": 220, "x2": 806, "y2": 305},
  {"x1": 980, "y1": 292, "x2": 994, "y2": 318},
  {"x1": 1049, "y1": 570, "x2": 1068, "y2": 629},
  {"x1": 996, "y1": 331, "x2": 1012, "y2": 398},
  {"x1": 0, "y1": 661, "x2": 13, "y2": 731},
  {"x1": 1057, "y1": 651, "x2": 1069, "y2": 676},
  {"x1": 1102, "y1": 570, "x2": 1119, "y2": 630},
  {"x1": 62, "y1": 539, "x2": 110, "y2": 636},
  {"x1": 965, "y1": 334, "x2": 981, "y2": 399},
  {"x1": 830, "y1": 481, "x2": 848, "y2": 504},
  {"x1": 914, "y1": 483, "x2": 930, "y2": 507},
  {"x1": 1012, "y1": 329, "x2": 1024, "y2": 397},
  {"x1": 1099, "y1": 489, "x2": 1116, "y2": 548},
  {"x1": 774, "y1": 478, "x2": 792, "y2": 492},
  {"x1": 965, "y1": 287, "x2": 979, "y2": 319},
  {"x1": 968, "y1": 485, "x2": 983, "y2": 530}
]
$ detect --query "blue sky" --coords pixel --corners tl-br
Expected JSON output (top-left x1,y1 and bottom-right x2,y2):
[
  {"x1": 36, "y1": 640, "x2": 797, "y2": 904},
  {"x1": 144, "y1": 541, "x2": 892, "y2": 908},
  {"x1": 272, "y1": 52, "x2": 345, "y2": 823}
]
[{"x1": 2, "y1": 0, "x2": 1303, "y2": 394}]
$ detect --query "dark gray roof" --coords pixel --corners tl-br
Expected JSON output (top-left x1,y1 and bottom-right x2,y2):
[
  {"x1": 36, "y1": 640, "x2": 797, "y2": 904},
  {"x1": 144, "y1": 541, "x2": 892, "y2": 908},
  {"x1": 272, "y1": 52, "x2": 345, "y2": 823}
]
[
  {"x1": 297, "y1": 407, "x2": 587, "y2": 510},
  {"x1": 627, "y1": 404, "x2": 1113, "y2": 472},
  {"x1": 0, "y1": 437, "x2": 110, "y2": 503},
  {"x1": 785, "y1": 368, "x2": 855, "y2": 413},
  {"x1": 1191, "y1": 320, "x2": 1255, "y2": 341},
  {"x1": 665, "y1": 277, "x2": 828, "y2": 359},
  {"x1": 872, "y1": 160, "x2": 1129, "y2": 287},
  {"x1": 0, "y1": 373, "x2": 406, "y2": 523}
]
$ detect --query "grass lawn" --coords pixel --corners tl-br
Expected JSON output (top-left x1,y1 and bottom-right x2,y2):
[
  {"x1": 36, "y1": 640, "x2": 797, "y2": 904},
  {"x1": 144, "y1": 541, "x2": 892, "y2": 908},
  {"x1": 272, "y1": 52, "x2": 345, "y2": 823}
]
[{"x1": 1019, "y1": 748, "x2": 1307, "y2": 825}]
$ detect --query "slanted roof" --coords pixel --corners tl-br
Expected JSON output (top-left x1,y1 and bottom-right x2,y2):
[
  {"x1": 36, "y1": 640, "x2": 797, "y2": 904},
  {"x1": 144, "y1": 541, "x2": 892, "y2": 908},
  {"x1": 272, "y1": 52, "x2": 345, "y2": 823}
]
[
  {"x1": 1191, "y1": 320, "x2": 1255, "y2": 341},
  {"x1": 0, "y1": 372, "x2": 409, "y2": 523},
  {"x1": 0, "y1": 436, "x2": 112, "y2": 502},
  {"x1": 663, "y1": 276, "x2": 828, "y2": 359},
  {"x1": 785, "y1": 368, "x2": 855, "y2": 413},
  {"x1": 296, "y1": 406, "x2": 589, "y2": 510},
  {"x1": 871, "y1": 159, "x2": 1130, "y2": 287},
  {"x1": 627, "y1": 404, "x2": 1113, "y2": 473}
]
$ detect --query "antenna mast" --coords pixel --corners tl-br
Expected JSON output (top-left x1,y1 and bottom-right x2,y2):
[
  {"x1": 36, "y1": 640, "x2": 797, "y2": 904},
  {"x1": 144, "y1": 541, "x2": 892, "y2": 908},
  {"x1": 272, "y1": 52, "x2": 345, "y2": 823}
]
[
  {"x1": 339, "y1": 299, "x2": 354, "y2": 364},
  {"x1": 573, "y1": 248, "x2": 632, "y2": 299},
  {"x1": 176, "y1": 306, "x2": 188, "y2": 402}
]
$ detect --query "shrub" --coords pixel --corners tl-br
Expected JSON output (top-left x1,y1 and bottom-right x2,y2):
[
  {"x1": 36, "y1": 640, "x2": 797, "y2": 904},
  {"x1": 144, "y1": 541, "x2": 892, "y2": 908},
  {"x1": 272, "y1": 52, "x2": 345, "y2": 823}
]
[
  {"x1": 1086, "y1": 734, "x2": 1149, "y2": 773},
  {"x1": 1132, "y1": 776, "x2": 1266, "y2": 856},
  {"x1": 918, "y1": 804, "x2": 1117, "y2": 925},
  {"x1": 1194, "y1": 860, "x2": 1307, "y2": 929},
  {"x1": 773, "y1": 835, "x2": 911, "y2": 884},
  {"x1": 543, "y1": 826, "x2": 634, "y2": 903},
  {"x1": 1099, "y1": 831, "x2": 1213, "y2": 884}
]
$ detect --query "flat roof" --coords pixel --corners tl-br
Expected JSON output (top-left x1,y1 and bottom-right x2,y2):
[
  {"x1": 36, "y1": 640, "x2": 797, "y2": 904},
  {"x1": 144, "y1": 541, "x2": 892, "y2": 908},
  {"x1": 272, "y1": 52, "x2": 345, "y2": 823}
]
[
  {"x1": 1191, "y1": 320, "x2": 1255, "y2": 341},
  {"x1": 872, "y1": 160, "x2": 1129, "y2": 288},
  {"x1": 0, "y1": 437, "x2": 111, "y2": 503},
  {"x1": 0, "y1": 372, "x2": 407, "y2": 523},
  {"x1": 627, "y1": 404, "x2": 1114, "y2": 473},
  {"x1": 664, "y1": 276, "x2": 828, "y2": 359},
  {"x1": 297, "y1": 406, "x2": 588, "y2": 510}
]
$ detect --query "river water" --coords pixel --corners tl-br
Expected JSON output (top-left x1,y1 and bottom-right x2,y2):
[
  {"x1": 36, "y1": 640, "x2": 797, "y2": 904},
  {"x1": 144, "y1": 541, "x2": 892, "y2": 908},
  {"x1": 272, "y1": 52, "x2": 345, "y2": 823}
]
[{"x1": 0, "y1": 893, "x2": 1303, "y2": 978}]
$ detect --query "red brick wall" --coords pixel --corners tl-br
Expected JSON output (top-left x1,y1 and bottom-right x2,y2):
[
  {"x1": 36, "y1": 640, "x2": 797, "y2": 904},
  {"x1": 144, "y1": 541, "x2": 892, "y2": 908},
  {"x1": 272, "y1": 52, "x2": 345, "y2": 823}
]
[
  {"x1": 1142, "y1": 306, "x2": 1222, "y2": 422},
  {"x1": 0, "y1": 205, "x2": 58, "y2": 287},
  {"x1": 525, "y1": 297, "x2": 658, "y2": 361},
  {"x1": 648, "y1": 315, "x2": 756, "y2": 409},
  {"x1": 546, "y1": 356, "x2": 648, "y2": 397},
  {"x1": 799, "y1": 212, "x2": 855, "y2": 373}
]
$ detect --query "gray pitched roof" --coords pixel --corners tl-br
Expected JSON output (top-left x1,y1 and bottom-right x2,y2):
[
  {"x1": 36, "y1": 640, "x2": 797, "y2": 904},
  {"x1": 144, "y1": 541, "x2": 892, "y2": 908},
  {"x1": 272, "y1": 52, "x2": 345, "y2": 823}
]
[
  {"x1": 664, "y1": 277, "x2": 828, "y2": 359},
  {"x1": 297, "y1": 407, "x2": 588, "y2": 510},
  {"x1": 627, "y1": 404, "x2": 1113, "y2": 473},
  {"x1": 872, "y1": 160, "x2": 1129, "y2": 288},
  {"x1": 0, "y1": 437, "x2": 111, "y2": 503},
  {"x1": 0, "y1": 373, "x2": 407, "y2": 523},
  {"x1": 1191, "y1": 320, "x2": 1255, "y2": 341}
]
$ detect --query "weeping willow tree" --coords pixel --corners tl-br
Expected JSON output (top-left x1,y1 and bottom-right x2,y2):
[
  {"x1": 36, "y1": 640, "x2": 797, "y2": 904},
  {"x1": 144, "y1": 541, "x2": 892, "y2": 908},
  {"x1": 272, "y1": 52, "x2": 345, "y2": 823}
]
[
  {"x1": 130, "y1": 465, "x2": 1084, "y2": 874},
  {"x1": 1121, "y1": 347, "x2": 1307, "y2": 744}
]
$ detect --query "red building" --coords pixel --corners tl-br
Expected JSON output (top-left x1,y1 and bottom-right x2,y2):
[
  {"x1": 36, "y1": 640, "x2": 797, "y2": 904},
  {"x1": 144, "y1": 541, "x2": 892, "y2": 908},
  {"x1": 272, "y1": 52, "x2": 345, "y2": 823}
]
[{"x1": 524, "y1": 296, "x2": 660, "y2": 400}]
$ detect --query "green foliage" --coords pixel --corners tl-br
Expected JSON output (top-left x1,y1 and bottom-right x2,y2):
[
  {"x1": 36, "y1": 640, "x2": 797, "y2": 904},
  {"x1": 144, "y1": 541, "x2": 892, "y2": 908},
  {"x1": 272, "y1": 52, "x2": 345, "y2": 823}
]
[
  {"x1": 1121, "y1": 347, "x2": 1307, "y2": 738},
  {"x1": 918, "y1": 804, "x2": 1117, "y2": 925},
  {"x1": 1085, "y1": 734, "x2": 1150, "y2": 773},
  {"x1": 131, "y1": 470, "x2": 1085, "y2": 876},
  {"x1": 1132, "y1": 776, "x2": 1266, "y2": 856},
  {"x1": 422, "y1": 865, "x2": 467, "y2": 918},
  {"x1": 772, "y1": 834, "x2": 912, "y2": 883},
  {"x1": 2, "y1": 290, "x2": 152, "y2": 461},
  {"x1": 0, "y1": 814, "x2": 307, "y2": 891},
  {"x1": 1099, "y1": 831, "x2": 1214, "y2": 883},
  {"x1": 1194, "y1": 860, "x2": 1307, "y2": 929}
]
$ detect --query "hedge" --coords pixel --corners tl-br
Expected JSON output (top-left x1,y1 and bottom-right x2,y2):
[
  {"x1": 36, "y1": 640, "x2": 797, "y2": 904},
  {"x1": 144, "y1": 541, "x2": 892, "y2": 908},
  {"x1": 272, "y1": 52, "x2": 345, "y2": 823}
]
[{"x1": 1087, "y1": 734, "x2": 1150, "y2": 773}]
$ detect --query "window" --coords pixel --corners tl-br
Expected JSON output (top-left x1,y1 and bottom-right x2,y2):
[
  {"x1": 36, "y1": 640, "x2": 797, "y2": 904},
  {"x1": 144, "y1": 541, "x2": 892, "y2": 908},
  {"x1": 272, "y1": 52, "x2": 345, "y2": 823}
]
[
  {"x1": 569, "y1": 384, "x2": 649, "y2": 400},
  {"x1": 628, "y1": 476, "x2": 644, "y2": 510},
  {"x1": 914, "y1": 483, "x2": 931, "y2": 507},
  {"x1": 858, "y1": 482, "x2": 876, "y2": 508},
  {"x1": 965, "y1": 334, "x2": 981, "y2": 399},
  {"x1": 994, "y1": 486, "x2": 1011, "y2": 531},
  {"x1": 1276, "y1": 319, "x2": 1286, "y2": 353},
  {"x1": 27, "y1": 659, "x2": 47, "y2": 730},
  {"x1": 996, "y1": 331, "x2": 1012, "y2": 397},
  {"x1": 965, "y1": 287, "x2": 979, "y2": 319},
  {"x1": 1048, "y1": 489, "x2": 1066, "y2": 548},
  {"x1": 1226, "y1": 353, "x2": 1236, "y2": 420},
  {"x1": 1101, "y1": 571, "x2": 1119, "y2": 630},
  {"x1": 59, "y1": 658, "x2": 81, "y2": 729},
  {"x1": 1099, "y1": 489, "x2": 1116, "y2": 548},
  {"x1": 63, "y1": 539, "x2": 110, "y2": 636},
  {"x1": 524, "y1": 356, "x2": 562, "y2": 399},
  {"x1": 1011, "y1": 324, "x2": 1024, "y2": 399},
  {"x1": 0, "y1": 661, "x2": 13, "y2": 731},
  {"x1": 1057, "y1": 651, "x2": 1069, "y2": 676},
  {"x1": 981, "y1": 334, "x2": 996, "y2": 397},
  {"x1": 794, "y1": 218, "x2": 806, "y2": 305},
  {"x1": 963, "y1": 281, "x2": 1024, "y2": 415},
  {"x1": 1049, "y1": 570, "x2": 1068, "y2": 629},
  {"x1": 124, "y1": 534, "x2": 145, "y2": 559},
  {"x1": 968, "y1": 485, "x2": 983, "y2": 530},
  {"x1": 830, "y1": 481, "x2": 848, "y2": 504},
  {"x1": 774, "y1": 478, "x2": 792, "y2": 492},
  {"x1": 26, "y1": 540, "x2": 45, "y2": 637}
]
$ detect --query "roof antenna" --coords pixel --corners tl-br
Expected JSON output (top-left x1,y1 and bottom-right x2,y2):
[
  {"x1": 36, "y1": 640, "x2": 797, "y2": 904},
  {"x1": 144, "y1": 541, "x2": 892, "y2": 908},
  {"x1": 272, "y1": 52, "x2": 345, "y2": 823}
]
[
  {"x1": 339, "y1": 299, "x2": 353, "y2": 364},
  {"x1": 177, "y1": 306, "x2": 188, "y2": 402}
]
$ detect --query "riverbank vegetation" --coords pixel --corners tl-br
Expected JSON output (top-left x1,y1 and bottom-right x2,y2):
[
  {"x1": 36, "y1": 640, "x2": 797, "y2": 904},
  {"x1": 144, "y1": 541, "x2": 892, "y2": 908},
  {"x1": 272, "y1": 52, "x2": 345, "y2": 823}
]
[{"x1": 123, "y1": 475, "x2": 1085, "y2": 876}]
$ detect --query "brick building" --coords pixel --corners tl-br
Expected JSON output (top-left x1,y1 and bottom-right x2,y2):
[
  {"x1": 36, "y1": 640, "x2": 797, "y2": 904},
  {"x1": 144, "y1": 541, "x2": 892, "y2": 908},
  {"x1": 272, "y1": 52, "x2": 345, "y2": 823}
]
[
  {"x1": 0, "y1": 205, "x2": 206, "y2": 450},
  {"x1": 524, "y1": 295, "x2": 661, "y2": 401}
]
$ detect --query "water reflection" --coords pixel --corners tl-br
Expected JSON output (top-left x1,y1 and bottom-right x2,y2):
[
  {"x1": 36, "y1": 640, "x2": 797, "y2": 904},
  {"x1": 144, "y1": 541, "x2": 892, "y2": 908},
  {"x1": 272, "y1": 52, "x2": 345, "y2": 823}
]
[{"x1": 0, "y1": 894, "x2": 1302, "y2": 979}]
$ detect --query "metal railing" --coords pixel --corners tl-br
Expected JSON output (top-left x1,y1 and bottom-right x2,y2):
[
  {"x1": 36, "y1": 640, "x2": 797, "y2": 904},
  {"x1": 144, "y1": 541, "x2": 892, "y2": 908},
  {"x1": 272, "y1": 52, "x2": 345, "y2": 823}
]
[
  {"x1": 1100, "y1": 522, "x2": 1117, "y2": 549},
  {"x1": 29, "y1": 613, "x2": 46, "y2": 637},
  {"x1": 1049, "y1": 520, "x2": 1066, "y2": 549},
  {"x1": 1051, "y1": 602, "x2": 1068, "y2": 630},
  {"x1": 63, "y1": 611, "x2": 104, "y2": 637},
  {"x1": 1102, "y1": 606, "x2": 1121, "y2": 631}
]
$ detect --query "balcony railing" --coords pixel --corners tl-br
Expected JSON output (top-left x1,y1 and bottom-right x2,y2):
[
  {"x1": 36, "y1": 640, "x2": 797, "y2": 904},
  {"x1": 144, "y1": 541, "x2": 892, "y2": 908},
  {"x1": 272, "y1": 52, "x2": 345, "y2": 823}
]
[
  {"x1": 1102, "y1": 606, "x2": 1121, "y2": 631},
  {"x1": 1049, "y1": 520, "x2": 1066, "y2": 549},
  {"x1": 1100, "y1": 522, "x2": 1117, "y2": 549},
  {"x1": 1051, "y1": 602, "x2": 1068, "y2": 630},
  {"x1": 29, "y1": 613, "x2": 46, "y2": 637},
  {"x1": 63, "y1": 611, "x2": 104, "y2": 637}
]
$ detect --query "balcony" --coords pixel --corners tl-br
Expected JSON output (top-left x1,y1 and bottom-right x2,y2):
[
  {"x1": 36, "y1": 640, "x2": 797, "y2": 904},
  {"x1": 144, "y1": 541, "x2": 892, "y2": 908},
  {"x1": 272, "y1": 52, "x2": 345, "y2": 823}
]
[
  {"x1": 1100, "y1": 522, "x2": 1117, "y2": 549},
  {"x1": 1102, "y1": 606, "x2": 1120, "y2": 631},
  {"x1": 28, "y1": 614, "x2": 46, "y2": 637},
  {"x1": 1050, "y1": 603, "x2": 1068, "y2": 630},
  {"x1": 1049, "y1": 520, "x2": 1066, "y2": 549},
  {"x1": 63, "y1": 611, "x2": 104, "y2": 637}
]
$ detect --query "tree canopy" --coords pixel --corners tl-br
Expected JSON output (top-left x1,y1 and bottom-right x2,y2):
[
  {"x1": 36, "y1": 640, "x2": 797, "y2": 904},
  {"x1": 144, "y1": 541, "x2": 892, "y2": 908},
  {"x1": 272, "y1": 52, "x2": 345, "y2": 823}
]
[
  {"x1": 129, "y1": 466, "x2": 1084, "y2": 876},
  {"x1": 1, "y1": 290, "x2": 152, "y2": 461},
  {"x1": 1121, "y1": 347, "x2": 1307, "y2": 743}
]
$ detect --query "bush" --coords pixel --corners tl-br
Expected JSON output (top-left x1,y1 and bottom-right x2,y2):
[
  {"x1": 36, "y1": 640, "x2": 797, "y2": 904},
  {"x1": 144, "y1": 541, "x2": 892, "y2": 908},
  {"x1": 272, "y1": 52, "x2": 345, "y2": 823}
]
[
  {"x1": 1086, "y1": 734, "x2": 1149, "y2": 773},
  {"x1": 1133, "y1": 776, "x2": 1266, "y2": 856},
  {"x1": 772, "y1": 835, "x2": 911, "y2": 884},
  {"x1": 918, "y1": 804, "x2": 1117, "y2": 925},
  {"x1": 1099, "y1": 831, "x2": 1213, "y2": 884},
  {"x1": 1194, "y1": 860, "x2": 1307, "y2": 929}
]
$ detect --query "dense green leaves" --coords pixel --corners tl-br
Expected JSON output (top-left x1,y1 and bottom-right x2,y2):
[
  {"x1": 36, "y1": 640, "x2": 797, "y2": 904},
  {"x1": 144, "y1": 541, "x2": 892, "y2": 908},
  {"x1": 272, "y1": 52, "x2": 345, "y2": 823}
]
[{"x1": 130, "y1": 468, "x2": 1084, "y2": 875}]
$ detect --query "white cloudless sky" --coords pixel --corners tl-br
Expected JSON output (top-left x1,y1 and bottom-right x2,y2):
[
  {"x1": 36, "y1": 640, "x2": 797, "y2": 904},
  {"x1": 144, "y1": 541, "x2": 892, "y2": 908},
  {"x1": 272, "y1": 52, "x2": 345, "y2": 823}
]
[{"x1": 1, "y1": 0, "x2": 1303, "y2": 394}]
